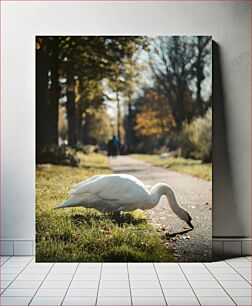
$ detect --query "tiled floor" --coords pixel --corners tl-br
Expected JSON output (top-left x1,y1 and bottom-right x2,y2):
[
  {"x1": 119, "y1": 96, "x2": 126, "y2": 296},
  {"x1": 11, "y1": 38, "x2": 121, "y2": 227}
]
[{"x1": 0, "y1": 256, "x2": 251, "y2": 305}]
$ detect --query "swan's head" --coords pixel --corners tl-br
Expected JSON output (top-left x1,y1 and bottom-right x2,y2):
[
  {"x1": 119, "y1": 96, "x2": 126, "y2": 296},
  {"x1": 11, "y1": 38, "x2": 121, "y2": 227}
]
[
  {"x1": 185, "y1": 213, "x2": 194, "y2": 229},
  {"x1": 179, "y1": 207, "x2": 194, "y2": 229}
]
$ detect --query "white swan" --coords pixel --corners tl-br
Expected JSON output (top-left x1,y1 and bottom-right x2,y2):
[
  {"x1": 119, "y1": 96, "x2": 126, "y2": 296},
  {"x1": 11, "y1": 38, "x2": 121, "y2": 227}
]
[{"x1": 55, "y1": 174, "x2": 194, "y2": 228}]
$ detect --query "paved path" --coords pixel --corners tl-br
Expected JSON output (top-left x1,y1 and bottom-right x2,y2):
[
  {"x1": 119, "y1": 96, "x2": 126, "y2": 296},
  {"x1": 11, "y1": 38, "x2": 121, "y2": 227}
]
[{"x1": 109, "y1": 156, "x2": 212, "y2": 262}]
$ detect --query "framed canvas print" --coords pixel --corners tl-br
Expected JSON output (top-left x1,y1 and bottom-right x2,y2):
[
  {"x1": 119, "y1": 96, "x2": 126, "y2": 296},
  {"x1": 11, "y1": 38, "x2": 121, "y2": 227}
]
[{"x1": 36, "y1": 36, "x2": 212, "y2": 262}]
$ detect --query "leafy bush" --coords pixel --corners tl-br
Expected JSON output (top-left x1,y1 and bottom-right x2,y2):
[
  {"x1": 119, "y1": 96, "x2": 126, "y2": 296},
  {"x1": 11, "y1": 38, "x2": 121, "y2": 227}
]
[
  {"x1": 179, "y1": 108, "x2": 212, "y2": 162},
  {"x1": 36, "y1": 144, "x2": 79, "y2": 167}
]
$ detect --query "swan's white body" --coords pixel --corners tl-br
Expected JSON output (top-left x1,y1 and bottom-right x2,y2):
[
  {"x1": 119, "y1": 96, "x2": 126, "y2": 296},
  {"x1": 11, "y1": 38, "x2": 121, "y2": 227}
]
[{"x1": 55, "y1": 174, "x2": 193, "y2": 228}]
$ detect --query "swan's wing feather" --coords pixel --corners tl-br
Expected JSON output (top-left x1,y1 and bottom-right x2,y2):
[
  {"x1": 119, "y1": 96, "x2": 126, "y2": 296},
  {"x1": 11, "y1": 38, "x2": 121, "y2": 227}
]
[
  {"x1": 70, "y1": 174, "x2": 148, "y2": 203},
  {"x1": 72, "y1": 174, "x2": 103, "y2": 189},
  {"x1": 69, "y1": 175, "x2": 104, "y2": 195}
]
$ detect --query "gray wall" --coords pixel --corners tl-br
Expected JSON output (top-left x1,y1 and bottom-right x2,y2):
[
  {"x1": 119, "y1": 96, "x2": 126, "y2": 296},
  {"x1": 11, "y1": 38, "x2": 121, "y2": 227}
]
[{"x1": 1, "y1": 1, "x2": 250, "y2": 242}]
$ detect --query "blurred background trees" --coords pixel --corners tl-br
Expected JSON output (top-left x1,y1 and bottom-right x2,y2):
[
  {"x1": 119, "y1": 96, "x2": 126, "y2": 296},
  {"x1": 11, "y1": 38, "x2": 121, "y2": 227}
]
[{"x1": 36, "y1": 36, "x2": 212, "y2": 165}]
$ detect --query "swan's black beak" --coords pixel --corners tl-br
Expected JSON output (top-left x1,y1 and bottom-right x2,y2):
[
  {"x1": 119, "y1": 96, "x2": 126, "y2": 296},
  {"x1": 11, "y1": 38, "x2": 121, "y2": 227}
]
[{"x1": 187, "y1": 220, "x2": 194, "y2": 229}]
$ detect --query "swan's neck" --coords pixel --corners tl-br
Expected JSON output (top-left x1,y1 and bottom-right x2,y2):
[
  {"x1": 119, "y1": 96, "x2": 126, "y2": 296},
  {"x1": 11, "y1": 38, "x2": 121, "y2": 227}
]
[{"x1": 150, "y1": 183, "x2": 188, "y2": 221}]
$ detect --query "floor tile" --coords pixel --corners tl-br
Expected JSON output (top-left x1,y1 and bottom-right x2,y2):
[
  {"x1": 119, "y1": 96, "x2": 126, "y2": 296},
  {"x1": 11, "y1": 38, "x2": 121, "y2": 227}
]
[
  {"x1": 130, "y1": 280, "x2": 160, "y2": 289},
  {"x1": 27, "y1": 262, "x2": 53, "y2": 268},
  {"x1": 193, "y1": 288, "x2": 228, "y2": 296},
  {"x1": 185, "y1": 273, "x2": 215, "y2": 281},
  {"x1": 2, "y1": 288, "x2": 37, "y2": 296},
  {"x1": 0, "y1": 256, "x2": 10, "y2": 264},
  {"x1": 16, "y1": 273, "x2": 46, "y2": 281},
  {"x1": 1, "y1": 267, "x2": 23, "y2": 274},
  {"x1": 35, "y1": 287, "x2": 67, "y2": 296},
  {"x1": 8, "y1": 280, "x2": 42, "y2": 289},
  {"x1": 102, "y1": 267, "x2": 128, "y2": 273},
  {"x1": 182, "y1": 267, "x2": 209, "y2": 274},
  {"x1": 98, "y1": 288, "x2": 130, "y2": 296},
  {"x1": 128, "y1": 263, "x2": 153, "y2": 267},
  {"x1": 155, "y1": 267, "x2": 182, "y2": 273},
  {"x1": 1, "y1": 274, "x2": 17, "y2": 281},
  {"x1": 67, "y1": 288, "x2": 98, "y2": 296},
  {"x1": 225, "y1": 288, "x2": 252, "y2": 296},
  {"x1": 180, "y1": 263, "x2": 205, "y2": 267},
  {"x1": 214, "y1": 273, "x2": 245, "y2": 281},
  {"x1": 8, "y1": 256, "x2": 33, "y2": 262},
  {"x1": 163, "y1": 288, "x2": 195, "y2": 296},
  {"x1": 232, "y1": 296, "x2": 252, "y2": 305},
  {"x1": 158, "y1": 273, "x2": 186, "y2": 281},
  {"x1": 53, "y1": 263, "x2": 78, "y2": 268},
  {"x1": 45, "y1": 273, "x2": 73, "y2": 281},
  {"x1": 97, "y1": 296, "x2": 131, "y2": 305},
  {"x1": 131, "y1": 288, "x2": 163, "y2": 296},
  {"x1": 103, "y1": 263, "x2": 127, "y2": 266},
  {"x1": 234, "y1": 267, "x2": 251, "y2": 274},
  {"x1": 205, "y1": 261, "x2": 230, "y2": 267},
  {"x1": 129, "y1": 273, "x2": 158, "y2": 281},
  {"x1": 40, "y1": 280, "x2": 71, "y2": 288},
  {"x1": 0, "y1": 280, "x2": 12, "y2": 288},
  {"x1": 226, "y1": 257, "x2": 250, "y2": 263},
  {"x1": 62, "y1": 296, "x2": 96, "y2": 305},
  {"x1": 198, "y1": 296, "x2": 235, "y2": 305},
  {"x1": 30, "y1": 296, "x2": 64, "y2": 305},
  {"x1": 132, "y1": 296, "x2": 166, "y2": 305},
  {"x1": 79, "y1": 262, "x2": 102, "y2": 267},
  {"x1": 160, "y1": 280, "x2": 190, "y2": 288},
  {"x1": 100, "y1": 281, "x2": 129, "y2": 288},
  {"x1": 50, "y1": 266, "x2": 77, "y2": 274},
  {"x1": 219, "y1": 280, "x2": 252, "y2": 288},
  {"x1": 128, "y1": 268, "x2": 156, "y2": 274},
  {"x1": 74, "y1": 273, "x2": 100, "y2": 281},
  {"x1": 1, "y1": 256, "x2": 250, "y2": 306},
  {"x1": 228, "y1": 261, "x2": 252, "y2": 268},
  {"x1": 22, "y1": 267, "x2": 50, "y2": 274},
  {"x1": 101, "y1": 273, "x2": 128, "y2": 281},
  {"x1": 205, "y1": 267, "x2": 235, "y2": 274},
  {"x1": 189, "y1": 280, "x2": 221, "y2": 288},
  {"x1": 76, "y1": 267, "x2": 101, "y2": 273},
  {"x1": 70, "y1": 280, "x2": 99, "y2": 288},
  {"x1": 3, "y1": 261, "x2": 28, "y2": 268},
  {"x1": 165, "y1": 296, "x2": 200, "y2": 305},
  {"x1": 154, "y1": 262, "x2": 179, "y2": 267},
  {"x1": 0, "y1": 296, "x2": 32, "y2": 305},
  {"x1": 241, "y1": 273, "x2": 252, "y2": 283}
]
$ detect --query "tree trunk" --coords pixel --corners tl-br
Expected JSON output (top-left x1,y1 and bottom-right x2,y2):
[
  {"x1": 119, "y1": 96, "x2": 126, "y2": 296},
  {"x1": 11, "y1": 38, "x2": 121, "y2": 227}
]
[
  {"x1": 126, "y1": 100, "x2": 133, "y2": 153},
  {"x1": 174, "y1": 81, "x2": 185, "y2": 129},
  {"x1": 195, "y1": 46, "x2": 204, "y2": 116},
  {"x1": 82, "y1": 112, "x2": 91, "y2": 144},
  {"x1": 66, "y1": 68, "x2": 77, "y2": 147},
  {"x1": 76, "y1": 105, "x2": 83, "y2": 144},
  {"x1": 116, "y1": 91, "x2": 121, "y2": 143},
  {"x1": 76, "y1": 81, "x2": 84, "y2": 143},
  {"x1": 36, "y1": 37, "x2": 49, "y2": 148},
  {"x1": 48, "y1": 37, "x2": 60, "y2": 145}
]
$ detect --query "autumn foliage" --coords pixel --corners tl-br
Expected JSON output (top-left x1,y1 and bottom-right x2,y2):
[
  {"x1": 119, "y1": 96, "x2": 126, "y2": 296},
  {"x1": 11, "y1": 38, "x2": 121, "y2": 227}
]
[{"x1": 135, "y1": 89, "x2": 175, "y2": 138}]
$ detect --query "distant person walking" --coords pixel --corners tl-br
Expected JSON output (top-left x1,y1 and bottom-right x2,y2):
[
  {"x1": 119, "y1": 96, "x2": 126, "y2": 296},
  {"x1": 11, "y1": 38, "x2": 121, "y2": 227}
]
[
  {"x1": 107, "y1": 135, "x2": 119, "y2": 157},
  {"x1": 112, "y1": 135, "x2": 119, "y2": 156}
]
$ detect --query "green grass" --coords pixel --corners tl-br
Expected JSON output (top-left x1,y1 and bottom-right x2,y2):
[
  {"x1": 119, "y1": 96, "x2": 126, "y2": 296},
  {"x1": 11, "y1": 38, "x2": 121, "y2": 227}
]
[
  {"x1": 131, "y1": 154, "x2": 212, "y2": 181},
  {"x1": 36, "y1": 153, "x2": 174, "y2": 262}
]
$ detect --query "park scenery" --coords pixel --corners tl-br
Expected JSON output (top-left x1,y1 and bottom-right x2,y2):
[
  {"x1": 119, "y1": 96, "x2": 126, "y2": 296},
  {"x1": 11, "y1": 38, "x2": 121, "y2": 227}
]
[{"x1": 36, "y1": 36, "x2": 212, "y2": 262}]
